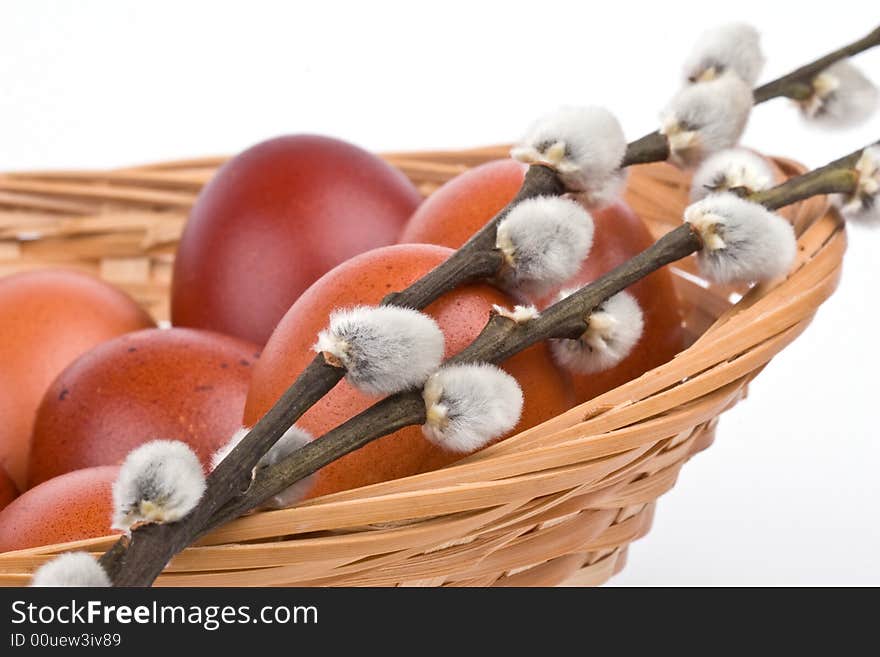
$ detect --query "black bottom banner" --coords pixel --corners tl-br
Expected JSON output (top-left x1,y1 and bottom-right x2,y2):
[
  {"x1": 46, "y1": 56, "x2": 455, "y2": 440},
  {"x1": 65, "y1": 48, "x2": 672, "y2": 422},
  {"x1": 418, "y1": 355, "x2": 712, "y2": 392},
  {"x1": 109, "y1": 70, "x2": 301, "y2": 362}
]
[
  {"x1": 1, "y1": 587, "x2": 601, "y2": 650},
  {"x1": 0, "y1": 586, "x2": 861, "y2": 650}
]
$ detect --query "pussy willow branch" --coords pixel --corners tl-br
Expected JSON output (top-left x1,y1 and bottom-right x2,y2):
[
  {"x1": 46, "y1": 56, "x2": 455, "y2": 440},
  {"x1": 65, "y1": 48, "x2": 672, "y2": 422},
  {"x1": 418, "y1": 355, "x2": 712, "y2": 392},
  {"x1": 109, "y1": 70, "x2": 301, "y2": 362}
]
[
  {"x1": 127, "y1": 22, "x2": 880, "y2": 552},
  {"x1": 218, "y1": 145, "x2": 872, "y2": 519},
  {"x1": 751, "y1": 142, "x2": 876, "y2": 210},
  {"x1": 98, "y1": 26, "x2": 880, "y2": 584},
  {"x1": 106, "y1": 146, "x2": 869, "y2": 586},
  {"x1": 106, "y1": 26, "x2": 880, "y2": 570},
  {"x1": 622, "y1": 24, "x2": 880, "y2": 167}
]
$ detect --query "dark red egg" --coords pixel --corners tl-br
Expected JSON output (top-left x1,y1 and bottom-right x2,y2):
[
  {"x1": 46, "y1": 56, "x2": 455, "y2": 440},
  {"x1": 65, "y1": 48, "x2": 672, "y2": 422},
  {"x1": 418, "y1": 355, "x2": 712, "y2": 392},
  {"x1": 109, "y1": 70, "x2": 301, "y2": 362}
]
[{"x1": 172, "y1": 135, "x2": 423, "y2": 345}]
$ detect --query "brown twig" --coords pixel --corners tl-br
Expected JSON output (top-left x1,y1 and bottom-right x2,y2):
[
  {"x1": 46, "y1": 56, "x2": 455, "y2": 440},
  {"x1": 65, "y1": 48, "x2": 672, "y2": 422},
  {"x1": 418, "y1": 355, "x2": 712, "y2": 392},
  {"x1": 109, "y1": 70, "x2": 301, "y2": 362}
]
[
  {"x1": 751, "y1": 143, "x2": 875, "y2": 210},
  {"x1": 621, "y1": 25, "x2": 880, "y2": 167},
  {"x1": 752, "y1": 25, "x2": 880, "y2": 104}
]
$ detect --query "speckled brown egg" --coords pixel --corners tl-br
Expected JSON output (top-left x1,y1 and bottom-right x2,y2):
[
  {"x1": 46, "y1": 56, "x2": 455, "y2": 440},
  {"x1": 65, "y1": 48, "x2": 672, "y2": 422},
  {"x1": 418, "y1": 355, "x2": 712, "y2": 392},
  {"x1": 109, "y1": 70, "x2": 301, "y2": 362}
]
[
  {"x1": 27, "y1": 328, "x2": 259, "y2": 488},
  {"x1": 0, "y1": 270, "x2": 154, "y2": 490},
  {"x1": 0, "y1": 465, "x2": 120, "y2": 552}
]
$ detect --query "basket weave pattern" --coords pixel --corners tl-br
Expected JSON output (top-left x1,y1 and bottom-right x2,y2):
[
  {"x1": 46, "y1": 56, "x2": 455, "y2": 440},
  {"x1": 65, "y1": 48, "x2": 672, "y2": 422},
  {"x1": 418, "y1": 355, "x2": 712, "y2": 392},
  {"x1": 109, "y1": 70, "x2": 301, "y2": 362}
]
[{"x1": 0, "y1": 147, "x2": 842, "y2": 586}]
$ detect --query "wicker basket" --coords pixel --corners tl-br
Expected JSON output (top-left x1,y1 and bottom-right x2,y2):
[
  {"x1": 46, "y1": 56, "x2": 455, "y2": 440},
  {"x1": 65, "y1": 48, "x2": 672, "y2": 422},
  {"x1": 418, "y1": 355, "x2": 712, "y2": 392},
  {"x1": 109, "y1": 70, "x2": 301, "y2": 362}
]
[{"x1": 0, "y1": 146, "x2": 842, "y2": 586}]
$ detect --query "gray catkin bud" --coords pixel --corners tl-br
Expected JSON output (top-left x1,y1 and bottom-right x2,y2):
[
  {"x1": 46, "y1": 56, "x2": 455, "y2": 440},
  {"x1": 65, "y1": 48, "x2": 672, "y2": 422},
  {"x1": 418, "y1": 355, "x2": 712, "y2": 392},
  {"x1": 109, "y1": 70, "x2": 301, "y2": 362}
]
[
  {"x1": 550, "y1": 291, "x2": 644, "y2": 374},
  {"x1": 314, "y1": 306, "x2": 445, "y2": 395},
  {"x1": 511, "y1": 106, "x2": 627, "y2": 205},
  {"x1": 799, "y1": 60, "x2": 879, "y2": 129},
  {"x1": 690, "y1": 148, "x2": 775, "y2": 201},
  {"x1": 495, "y1": 196, "x2": 594, "y2": 298},
  {"x1": 111, "y1": 440, "x2": 206, "y2": 532},
  {"x1": 422, "y1": 364, "x2": 523, "y2": 453},
  {"x1": 684, "y1": 192, "x2": 796, "y2": 284},
  {"x1": 660, "y1": 73, "x2": 753, "y2": 168},
  {"x1": 833, "y1": 145, "x2": 880, "y2": 225},
  {"x1": 31, "y1": 552, "x2": 111, "y2": 587},
  {"x1": 682, "y1": 22, "x2": 765, "y2": 86}
]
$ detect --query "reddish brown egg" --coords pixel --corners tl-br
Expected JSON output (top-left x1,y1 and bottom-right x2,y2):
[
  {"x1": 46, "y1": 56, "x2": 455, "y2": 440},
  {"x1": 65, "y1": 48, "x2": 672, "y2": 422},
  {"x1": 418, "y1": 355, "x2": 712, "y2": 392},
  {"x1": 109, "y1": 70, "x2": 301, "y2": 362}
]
[
  {"x1": 399, "y1": 159, "x2": 526, "y2": 247},
  {"x1": 0, "y1": 466, "x2": 17, "y2": 512},
  {"x1": 0, "y1": 466, "x2": 120, "y2": 552},
  {"x1": 0, "y1": 270, "x2": 154, "y2": 490},
  {"x1": 244, "y1": 244, "x2": 573, "y2": 498},
  {"x1": 399, "y1": 159, "x2": 686, "y2": 404},
  {"x1": 27, "y1": 328, "x2": 259, "y2": 487},
  {"x1": 172, "y1": 134, "x2": 423, "y2": 345}
]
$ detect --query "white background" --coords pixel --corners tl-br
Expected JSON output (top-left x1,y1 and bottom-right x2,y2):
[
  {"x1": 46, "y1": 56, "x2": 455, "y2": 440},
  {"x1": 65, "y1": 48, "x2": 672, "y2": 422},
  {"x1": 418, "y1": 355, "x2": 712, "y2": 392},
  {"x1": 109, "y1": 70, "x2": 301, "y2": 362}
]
[{"x1": 1, "y1": 1, "x2": 877, "y2": 585}]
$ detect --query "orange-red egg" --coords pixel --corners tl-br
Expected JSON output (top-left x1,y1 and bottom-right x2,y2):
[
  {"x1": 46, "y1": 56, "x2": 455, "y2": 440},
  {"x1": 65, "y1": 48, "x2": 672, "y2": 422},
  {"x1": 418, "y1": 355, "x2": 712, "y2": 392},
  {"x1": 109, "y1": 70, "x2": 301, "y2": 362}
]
[
  {"x1": 172, "y1": 134, "x2": 423, "y2": 345},
  {"x1": 399, "y1": 159, "x2": 526, "y2": 247},
  {"x1": 0, "y1": 270, "x2": 154, "y2": 490},
  {"x1": 0, "y1": 466, "x2": 17, "y2": 512},
  {"x1": 0, "y1": 466, "x2": 120, "y2": 552},
  {"x1": 244, "y1": 244, "x2": 573, "y2": 498},
  {"x1": 399, "y1": 159, "x2": 686, "y2": 404},
  {"x1": 28, "y1": 328, "x2": 258, "y2": 487}
]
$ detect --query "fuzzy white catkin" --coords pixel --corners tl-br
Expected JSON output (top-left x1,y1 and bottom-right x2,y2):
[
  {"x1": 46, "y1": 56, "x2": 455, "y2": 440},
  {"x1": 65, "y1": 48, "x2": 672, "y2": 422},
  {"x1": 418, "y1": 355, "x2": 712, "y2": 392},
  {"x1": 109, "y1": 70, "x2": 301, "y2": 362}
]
[
  {"x1": 495, "y1": 196, "x2": 594, "y2": 299},
  {"x1": 314, "y1": 305, "x2": 445, "y2": 395},
  {"x1": 422, "y1": 364, "x2": 523, "y2": 454},
  {"x1": 31, "y1": 552, "x2": 111, "y2": 587},
  {"x1": 834, "y1": 145, "x2": 880, "y2": 225},
  {"x1": 661, "y1": 73, "x2": 753, "y2": 168},
  {"x1": 800, "y1": 60, "x2": 879, "y2": 129},
  {"x1": 211, "y1": 425, "x2": 316, "y2": 508},
  {"x1": 690, "y1": 148, "x2": 775, "y2": 201},
  {"x1": 550, "y1": 291, "x2": 644, "y2": 374},
  {"x1": 682, "y1": 23, "x2": 765, "y2": 86},
  {"x1": 112, "y1": 440, "x2": 206, "y2": 532},
  {"x1": 510, "y1": 106, "x2": 627, "y2": 205},
  {"x1": 684, "y1": 192, "x2": 796, "y2": 284}
]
